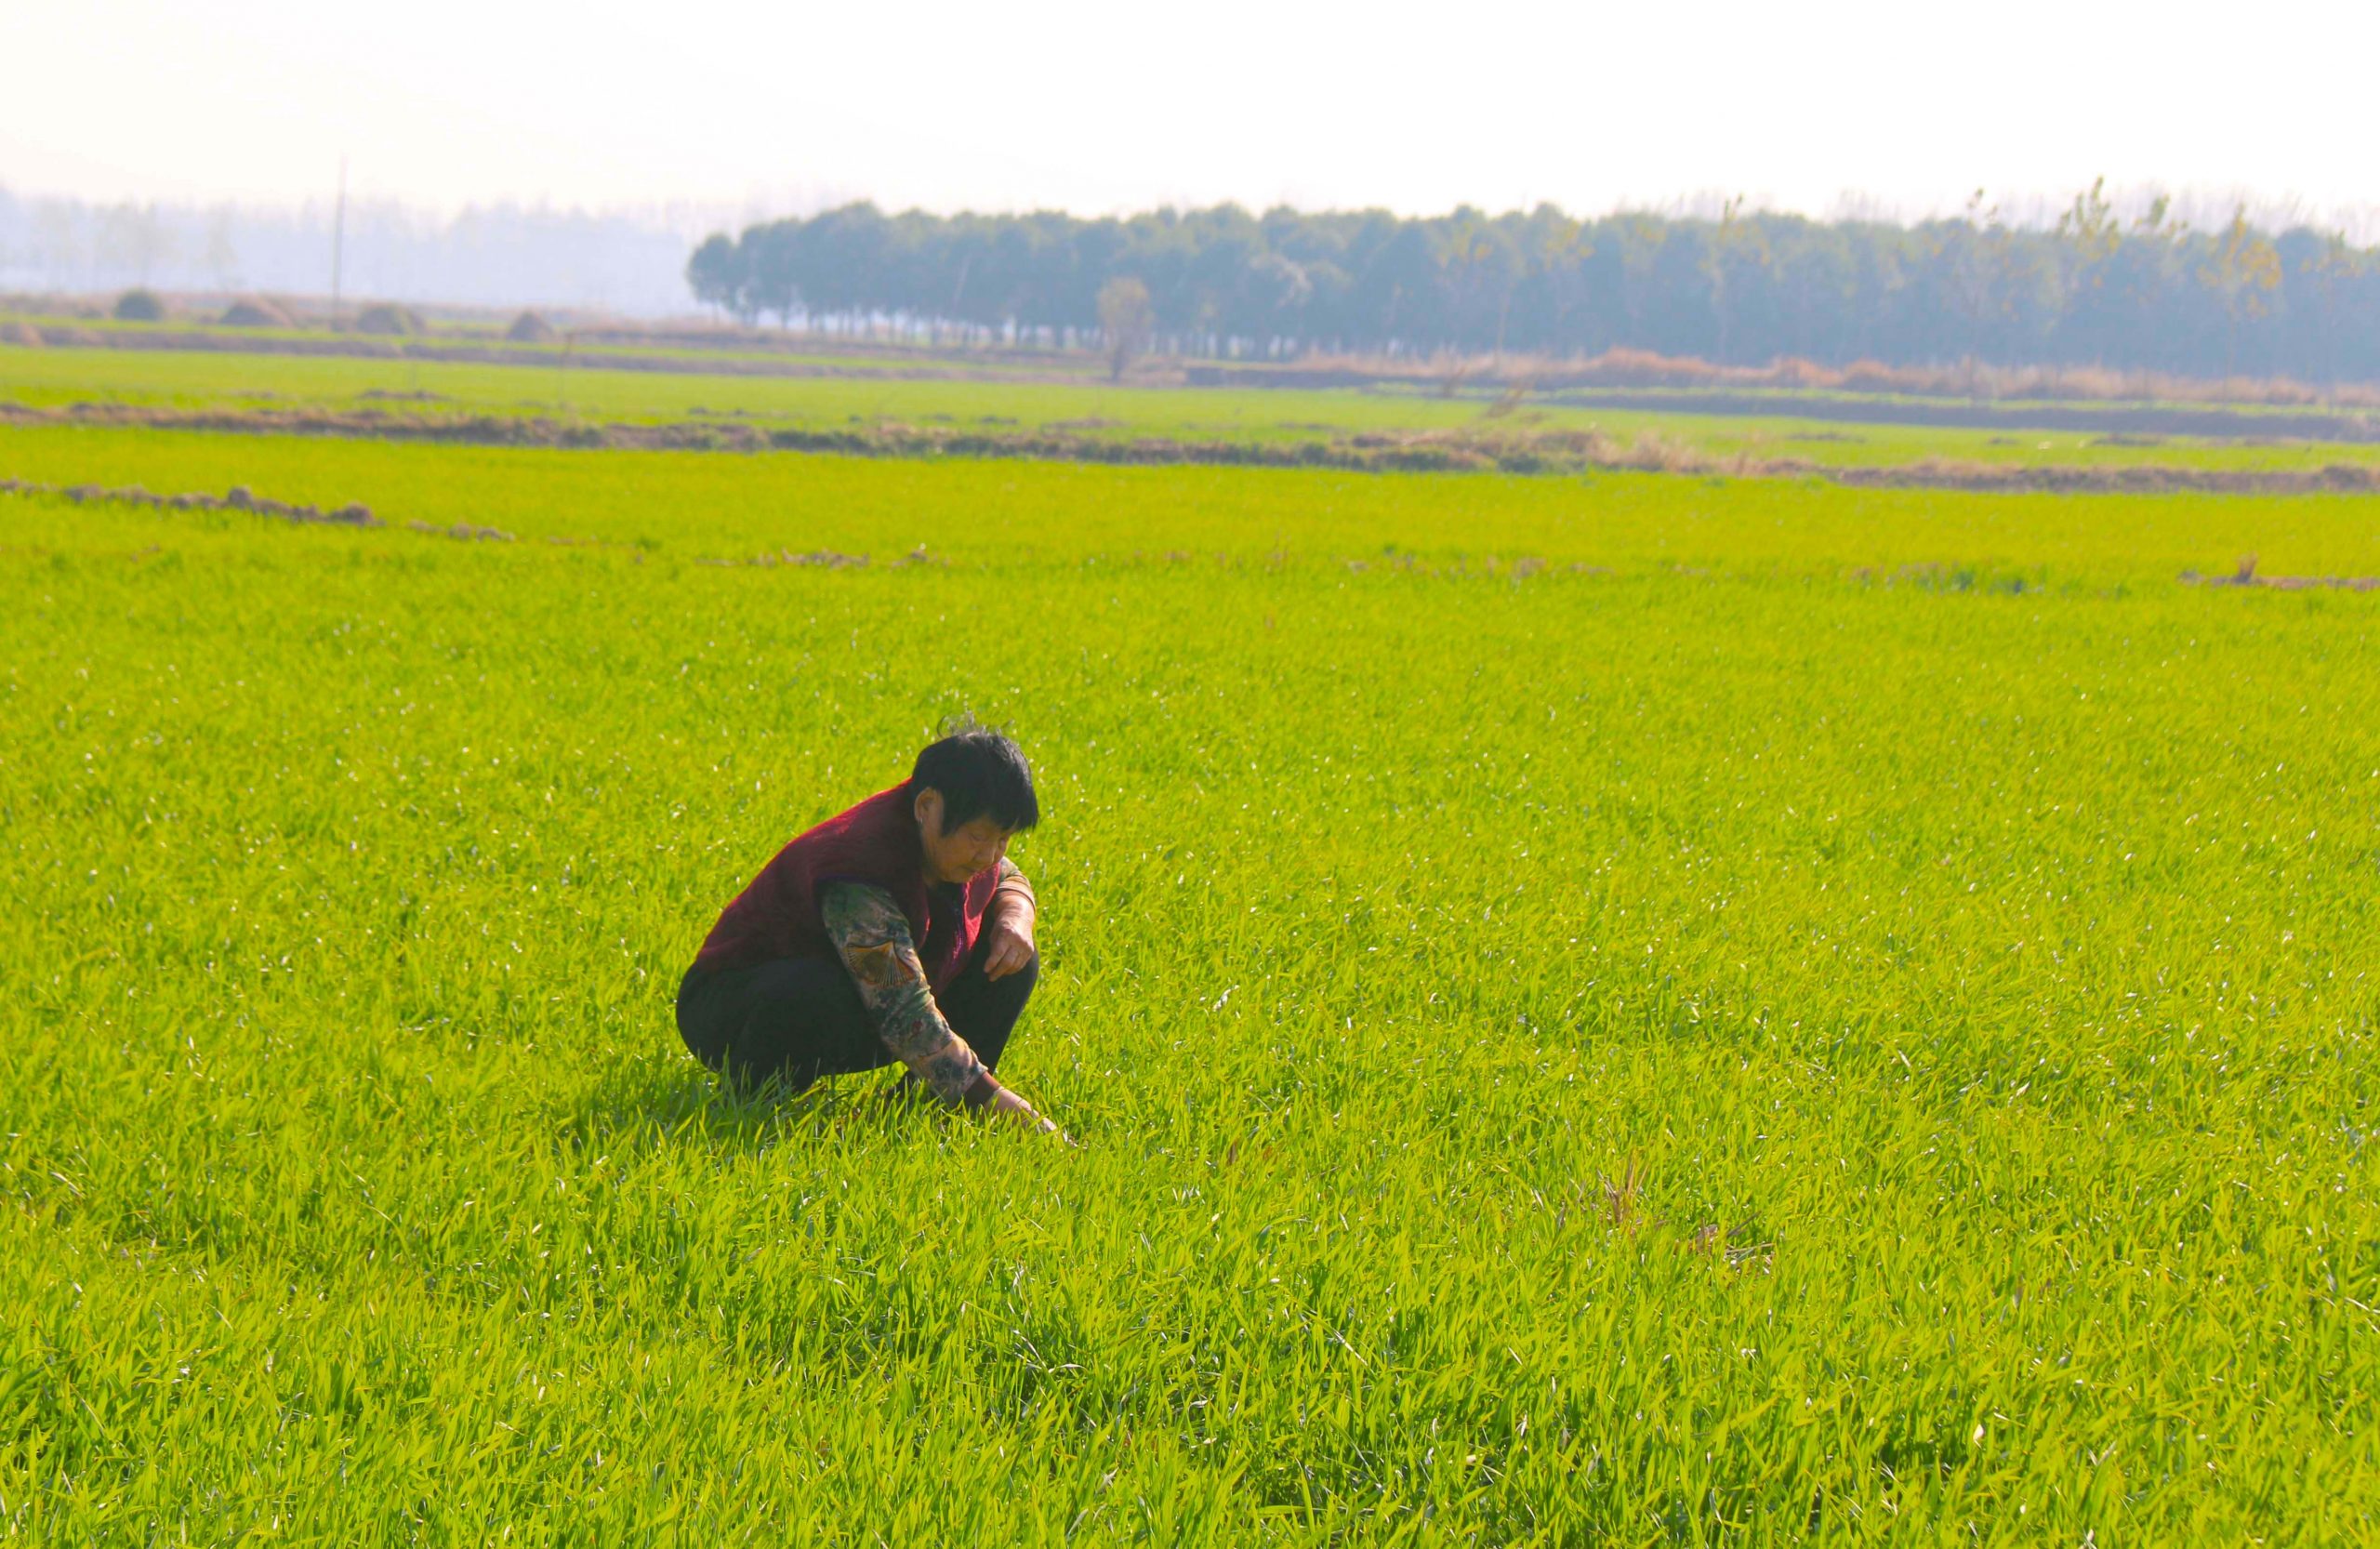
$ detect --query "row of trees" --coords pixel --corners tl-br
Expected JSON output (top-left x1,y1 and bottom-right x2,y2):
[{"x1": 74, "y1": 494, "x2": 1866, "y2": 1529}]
[
  {"x1": 688, "y1": 189, "x2": 2380, "y2": 382},
  {"x1": 0, "y1": 186, "x2": 705, "y2": 315}
]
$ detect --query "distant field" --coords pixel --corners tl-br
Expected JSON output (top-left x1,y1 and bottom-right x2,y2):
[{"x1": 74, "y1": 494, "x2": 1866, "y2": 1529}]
[
  {"x1": 9, "y1": 339, "x2": 2380, "y2": 477},
  {"x1": 0, "y1": 311, "x2": 1079, "y2": 378},
  {"x1": 4, "y1": 417, "x2": 2376, "y2": 1540},
  {"x1": 6, "y1": 421, "x2": 2380, "y2": 576}
]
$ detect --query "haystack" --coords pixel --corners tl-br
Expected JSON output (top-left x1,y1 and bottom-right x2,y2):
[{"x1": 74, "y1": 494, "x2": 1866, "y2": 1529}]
[
  {"x1": 507, "y1": 311, "x2": 559, "y2": 344},
  {"x1": 220, "y1": 298, "x2": 295, "y2": 328},
  {"x1": 113, "y1": 289, "x2": 166, "y2": 323},
  {"x1": 354, "y1": 303, "x2": 427, "y2": 337}
]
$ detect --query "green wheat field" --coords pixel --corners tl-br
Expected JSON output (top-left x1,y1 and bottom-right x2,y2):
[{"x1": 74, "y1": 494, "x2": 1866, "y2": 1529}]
[{"x1": 3, "y1": 358, "x2": 2377, "y2": 1541}]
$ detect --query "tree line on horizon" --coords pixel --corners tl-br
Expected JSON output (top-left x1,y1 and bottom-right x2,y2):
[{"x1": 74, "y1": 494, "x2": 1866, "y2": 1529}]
[
  {"x1": 687, "y1": 188, "x2": 2380, "y2": 384},
  {"x1": 0, "y1": 186, "x2": 704, "y2": 317}
]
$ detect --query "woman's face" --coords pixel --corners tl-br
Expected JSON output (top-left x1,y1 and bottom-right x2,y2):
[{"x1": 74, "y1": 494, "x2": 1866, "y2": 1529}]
[{"x1": 914, "y1": 788, "x2": 1012, "y2": 883}]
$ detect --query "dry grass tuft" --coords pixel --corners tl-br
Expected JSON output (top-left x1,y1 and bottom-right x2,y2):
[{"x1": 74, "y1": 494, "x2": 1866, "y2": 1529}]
[
  {"x1": 354, "y1": 303, "x2": 428, "y2": 338},
  {"x1": 1600, "y1": 1155, "x2": 1646, "y2": 1233},
  {"x1": 220, "y1": 298, "x2": 295, "y2": 329}
]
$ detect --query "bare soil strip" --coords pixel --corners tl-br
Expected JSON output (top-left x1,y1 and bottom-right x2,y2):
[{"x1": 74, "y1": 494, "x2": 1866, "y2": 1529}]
[
  {"x1": 0, "y1": 475, "x2": 514, "y2": 541},
  {"x1": 1183, "y1": 364, "x2": 2380, "y2": 442},
  {"x1": 0, "y1": 473, "x2": 380, "y2": 526},
  {"x1": 6, "y1": 403, "x2": 2380, "y2": 495},
  {"x1": 1824, "y1": 460, "x2": 2380, "y2": 494},
  {"x1": 2179, "y1": 559, "x2": 2380, "y2": 592},
  {"x1": 1530, "y1": 390, "x2": 2380, "y2": 444}
]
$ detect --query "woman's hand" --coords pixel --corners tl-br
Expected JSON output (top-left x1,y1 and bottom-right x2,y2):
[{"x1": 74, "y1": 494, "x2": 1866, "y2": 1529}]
[
  {"x1": 981, "y1": 898, "x2": 1037, "y2": 981},
  {"x1": 986, "y1": 1084, "x2": 1064, "y2": 1138}
]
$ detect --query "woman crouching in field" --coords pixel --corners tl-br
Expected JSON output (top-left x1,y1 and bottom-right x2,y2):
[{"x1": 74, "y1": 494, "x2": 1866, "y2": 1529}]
[{"x1": 677, "y1": 723, "x2": 1061, "y2": 1134}]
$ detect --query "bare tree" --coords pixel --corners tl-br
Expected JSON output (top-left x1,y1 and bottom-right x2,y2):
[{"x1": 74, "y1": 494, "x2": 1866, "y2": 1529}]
[
  {"x1": 1097, "y1": 276, "x2": 1154, "y2": 381},
  {"x1": 2202, "y1": 205, "x2": 2281, "y2": 376},
  {"x1": 2056, "y1": 177, "x2": 2122, "y2": 321},
  {"x1": 33, "y1": 203, "x2": 82, "y2": 287},
  {"x1": 204, "y1": 206, "x2": 242, "y2": 292},
  {"x1": 97, "y1": 203, "x2": 174, "y2": 286},
  {"x1": 1700, "y1": 195, "x2": 1769, "y2": 364},
  {"x1": 1947, "y1": 189, "x2": 2013, "y2": 370},
  {"x1": 2309, "y1": 232, "x2": 2365, "y2": 386}
]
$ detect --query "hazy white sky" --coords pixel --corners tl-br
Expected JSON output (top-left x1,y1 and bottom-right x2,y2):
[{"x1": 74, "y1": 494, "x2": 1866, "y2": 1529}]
[{"x1": 5, "y1": 0, "x2": 2375, "y2": 224}]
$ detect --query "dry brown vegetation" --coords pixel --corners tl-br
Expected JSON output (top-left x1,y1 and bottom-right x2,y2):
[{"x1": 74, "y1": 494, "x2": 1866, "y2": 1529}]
[
  {"x1": 353, "y1": 303, "x2": 428, "y2": 337},
  {"x1": 0, "y1": 474, "x2": 377, "y2": 527},
  {"x1": 0, "y1": 476, "x2": 545, "y2": 547},
  {"x1": 220, "y1": 298, "x2": 296, "y2": 328},
  {"x1": 111, "y1": 290, "x2": 167, "y2": 324},
  {"x1": 9, "y1": 400, "x2": 2378, "y2": 496},
  {"x1": 2179, "y1": 554, "x2": 2380, "y2": 591},
  {"x1": 1196, "y1": 346, "x2": 2380, "y2": 411}
]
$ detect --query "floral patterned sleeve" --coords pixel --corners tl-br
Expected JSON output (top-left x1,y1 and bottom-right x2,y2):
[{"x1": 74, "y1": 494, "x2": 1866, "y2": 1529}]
[
  {"x1": 990, "y1": 856, "x2": 1035, "y2": 918},
  {"x1": 818, "y1": 880, "x2": 995, "y2": 1105}
]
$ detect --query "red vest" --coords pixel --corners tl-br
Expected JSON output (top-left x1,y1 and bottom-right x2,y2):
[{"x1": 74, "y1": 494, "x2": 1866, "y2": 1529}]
[{"x1": 690, "y1": 783, "x2": 997, "y2": 991}]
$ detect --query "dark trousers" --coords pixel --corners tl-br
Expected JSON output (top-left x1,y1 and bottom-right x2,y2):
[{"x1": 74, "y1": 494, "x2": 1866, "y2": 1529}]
[{"x1": 676, "y1": 942, "x2": 1037, "y2": 1094}]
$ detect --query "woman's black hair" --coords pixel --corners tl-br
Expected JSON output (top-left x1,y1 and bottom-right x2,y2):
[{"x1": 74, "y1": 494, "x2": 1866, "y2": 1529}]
[{"x1": 909, "y1": 719, "x2": 1038, "y2": 834}]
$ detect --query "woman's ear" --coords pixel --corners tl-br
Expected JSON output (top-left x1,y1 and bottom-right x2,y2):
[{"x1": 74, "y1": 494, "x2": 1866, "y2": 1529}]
[{"x1": 913, "y1": 786, "x2": 941, "y2": 833}]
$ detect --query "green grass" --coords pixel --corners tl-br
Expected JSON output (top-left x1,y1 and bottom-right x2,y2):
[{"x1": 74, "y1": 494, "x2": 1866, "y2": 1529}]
[
  {"x1": 3, "y1": 425, "x2": 2377, "y2": 1542},
  {"x1": 7, "y1": 340, "x2": 2380, "y2": 475}
]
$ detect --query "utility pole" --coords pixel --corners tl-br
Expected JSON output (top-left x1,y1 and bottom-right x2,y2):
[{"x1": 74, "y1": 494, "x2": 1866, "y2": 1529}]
[{"x1": 330, "y1": 156, "x2": 348, "y2": 332}]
